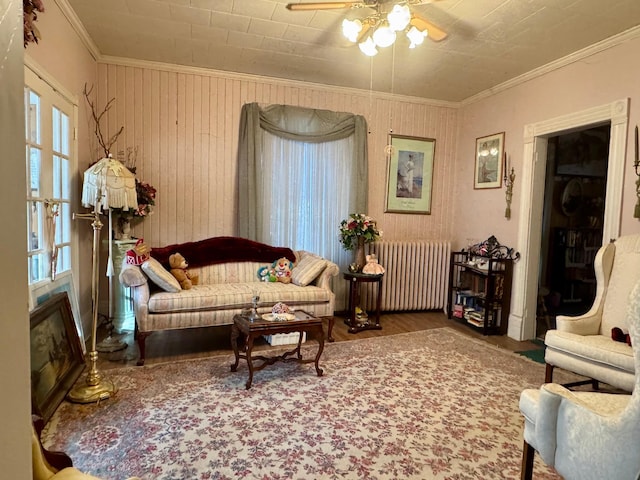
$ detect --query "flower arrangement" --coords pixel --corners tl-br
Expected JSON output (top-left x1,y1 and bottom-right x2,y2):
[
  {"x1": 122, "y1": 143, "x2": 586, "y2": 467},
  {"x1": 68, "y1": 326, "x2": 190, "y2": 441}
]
[
  {"x1": 130, "y1": 179, "x2": 156, "y2": 218},
  {"x1": 338, "y1": 213, "x2": 382, "y2": 251},
  {"x1": 114, "y1": 148, "x2": 156, "y2": 220}
]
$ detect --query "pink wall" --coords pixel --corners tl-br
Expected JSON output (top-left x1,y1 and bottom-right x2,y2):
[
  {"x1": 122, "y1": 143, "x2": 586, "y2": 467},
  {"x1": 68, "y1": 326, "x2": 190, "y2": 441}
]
[
  {"x1": 455, "y1": 35, "x2": 640, "y2": 252},
  {"x1": 26, "y1": 0, "x2": 97, "y2": 171},
  {"x1": 96, "y1": 63, "x2": 459, "y2": 249}
]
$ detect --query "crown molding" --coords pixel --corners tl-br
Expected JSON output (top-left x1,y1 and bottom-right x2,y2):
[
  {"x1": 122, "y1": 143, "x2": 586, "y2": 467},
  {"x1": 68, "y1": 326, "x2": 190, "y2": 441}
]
[
  {"x1": 98, "y1": 55, "x2": 460, "y2": 109},
  {"x1": 53, "y1": 0, "x2": 101, "y2": 61},
  {"x1": 461, "y1": 24, "x2": 640, "y2": 106}
]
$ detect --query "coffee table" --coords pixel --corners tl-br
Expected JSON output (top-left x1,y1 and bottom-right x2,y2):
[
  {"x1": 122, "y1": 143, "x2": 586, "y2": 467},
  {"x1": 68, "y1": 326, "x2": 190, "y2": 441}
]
[{"x1": 230, "y1": 310, "x2": 325, "y2": 389}]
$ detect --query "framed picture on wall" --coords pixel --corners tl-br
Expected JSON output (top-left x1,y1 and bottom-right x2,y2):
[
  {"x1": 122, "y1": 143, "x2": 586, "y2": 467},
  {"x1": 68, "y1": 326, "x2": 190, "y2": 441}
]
[
  {"x1": 385, "y1": 134, "x2": 435, "y2": 214},
  {"x1": 474, "y1": 132, "x2": 505, "y2": 189},
  {"x1": 30, "y1": 292, "x2": 85, "y2": 423}
]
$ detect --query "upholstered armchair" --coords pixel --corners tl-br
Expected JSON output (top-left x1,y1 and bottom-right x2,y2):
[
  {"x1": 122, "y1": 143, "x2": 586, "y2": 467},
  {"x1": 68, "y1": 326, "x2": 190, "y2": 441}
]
[
  {"x1": 544, "y1": 234, "x2": 640, "y2": 392},
  {"x1": 519, "y1": 279, "x2": 640, "y2": 480}
]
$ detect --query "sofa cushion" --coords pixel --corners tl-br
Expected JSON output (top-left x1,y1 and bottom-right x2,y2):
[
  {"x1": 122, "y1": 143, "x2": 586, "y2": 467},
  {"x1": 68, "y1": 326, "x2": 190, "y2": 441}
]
[
  {"x1": 147, "y1": 282, "x2": 331, "y2": 314},
  {"x1": 255, "y1": 282, "x2": 331, "y2": 307},
  {"x1": 141, "y1": 258, "x2": 181, "y2": 293},
  {"x1": 291, "y1": 255, "x2": 327, "y2": 287},
  {"x1": 148, "y1": 283, "x2": 254, "y2": 313},
  {"x1": 545, "y1": 330, "x2": 634, "y2": 372}
]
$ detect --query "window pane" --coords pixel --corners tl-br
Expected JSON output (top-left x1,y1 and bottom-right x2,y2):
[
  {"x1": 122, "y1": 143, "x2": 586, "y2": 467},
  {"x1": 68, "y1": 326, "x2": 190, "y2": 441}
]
[
  {"x1": 29, "y1": 147, "x2": 42, "y2": 197},
  {"x1": 53, "y1": 155, "x2": 61, "y2": 198},
  {"x1": 26, "y1": 90, "x2": 40, "y2": 144},
  {"x1": 61, "y1": 157, "x2": 70, "y2": 199},
  {"x1": 60, "y1": 202, "x2": 70, "y2": 243},
  {"x1": 52, "y1": 107, "x2": 60, "y2": 153},
  {"x1": 28, "y1": 201, "x2": 42, "y2": 252},
  {"x1": 29, "y1": 253, "x2": 46, "y2": 283},
  {"x1": 60, "y1": 110, "x2": 69, "y2": 156},
  {"x1": 57, "y1": 245, "x2": 71, "y2": 274}
]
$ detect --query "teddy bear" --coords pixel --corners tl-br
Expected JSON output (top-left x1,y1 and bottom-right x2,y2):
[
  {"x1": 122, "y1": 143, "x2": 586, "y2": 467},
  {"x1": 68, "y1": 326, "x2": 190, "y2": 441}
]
[
  {"x1": 169, "y1": 252, "x2": 199, "y2": 290},
  {"x1": 362, "y1": 254, "x2": 386, "y2": 275},
  {"x1": 271, "y1": 257, "x2": 293, "y2": 284}
]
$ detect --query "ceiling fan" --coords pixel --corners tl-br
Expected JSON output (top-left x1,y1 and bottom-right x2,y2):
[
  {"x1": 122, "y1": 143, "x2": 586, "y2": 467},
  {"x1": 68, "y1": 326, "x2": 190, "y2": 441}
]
[{"x1": 286, "y1": 1, "x2": 447, "y2": 55}]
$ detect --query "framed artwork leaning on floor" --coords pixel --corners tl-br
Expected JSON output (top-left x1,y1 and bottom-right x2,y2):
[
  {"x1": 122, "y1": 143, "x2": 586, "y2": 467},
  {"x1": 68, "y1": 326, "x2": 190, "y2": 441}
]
[{"x1": 30, "y1": 292, "x2": 85, "y2": 423}]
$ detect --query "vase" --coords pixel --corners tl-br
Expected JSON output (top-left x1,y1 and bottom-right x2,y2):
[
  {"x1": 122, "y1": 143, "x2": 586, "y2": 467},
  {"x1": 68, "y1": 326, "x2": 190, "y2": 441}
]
[
  {"x1": 115, "y1": 216, "x2": 132, "y2": 240},
  {"x1": 354, "y1": 237, "x2": 366, "y2": 272}
]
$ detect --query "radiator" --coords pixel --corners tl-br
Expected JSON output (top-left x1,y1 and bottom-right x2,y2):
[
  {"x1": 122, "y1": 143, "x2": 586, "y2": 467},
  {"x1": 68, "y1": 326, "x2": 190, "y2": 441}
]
[{"x1": 361, "y1": 240, "x2": 451, "y2": 311}]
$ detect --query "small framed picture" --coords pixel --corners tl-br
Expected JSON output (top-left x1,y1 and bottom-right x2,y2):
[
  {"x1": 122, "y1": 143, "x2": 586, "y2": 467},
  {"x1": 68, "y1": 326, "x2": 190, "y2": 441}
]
[
  {"x1": 474, "y1": 132, "x2": 505, "y2": 189},
  {"x1": 385, "y1": 134, "x2": 436, "y2": 214},
  {"x1": 30, "y1": 292, "x2": 85, "y2": 423}
]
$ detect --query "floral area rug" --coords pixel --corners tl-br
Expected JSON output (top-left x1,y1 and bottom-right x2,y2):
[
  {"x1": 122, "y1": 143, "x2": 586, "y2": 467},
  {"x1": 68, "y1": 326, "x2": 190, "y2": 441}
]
[{"x1": 42, "y1": 328, "x2": 567, "y2": 480}]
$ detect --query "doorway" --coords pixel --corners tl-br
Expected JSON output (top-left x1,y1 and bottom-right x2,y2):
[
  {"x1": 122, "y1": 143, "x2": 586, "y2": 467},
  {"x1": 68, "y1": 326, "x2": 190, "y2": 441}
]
[
  {"x1": 509, "y1": 98, "x2": 628, "y2": 342},
  {"x1": 537, "y1": 125, "x2": 610, "y2": 338}
]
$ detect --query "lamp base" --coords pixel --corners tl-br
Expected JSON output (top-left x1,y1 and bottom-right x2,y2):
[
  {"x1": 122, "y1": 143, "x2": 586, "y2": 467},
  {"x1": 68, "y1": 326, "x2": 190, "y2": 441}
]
[
  {"x1": 67, "y1": 377, "x2": 117, "y2": 404},
  {"x1": 97, "y1": 335, "x2": 127, "y2": 353}
]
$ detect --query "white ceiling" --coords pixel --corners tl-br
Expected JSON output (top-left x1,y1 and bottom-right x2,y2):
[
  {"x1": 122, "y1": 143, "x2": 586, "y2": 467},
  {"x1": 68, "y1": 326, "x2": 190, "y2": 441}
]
[{"x1": 66, "y1": 0, "x2": 640, "y2": 102}]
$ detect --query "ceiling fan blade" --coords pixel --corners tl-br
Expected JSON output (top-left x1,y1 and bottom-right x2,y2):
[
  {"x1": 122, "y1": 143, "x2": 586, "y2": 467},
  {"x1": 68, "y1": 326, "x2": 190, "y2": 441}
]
[
  {"x1": 410, "y1": 13, "x2": 447, "y2": 42},
  {"x1": 286, "y1": 2, "x2": 367, "y2": 11}
]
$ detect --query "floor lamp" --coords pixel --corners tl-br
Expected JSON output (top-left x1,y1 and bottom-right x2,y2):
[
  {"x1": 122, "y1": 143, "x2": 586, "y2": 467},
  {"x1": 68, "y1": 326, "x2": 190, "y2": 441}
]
[{"x1": 67, "y1": 156, "x2": 137, "y2": 404}]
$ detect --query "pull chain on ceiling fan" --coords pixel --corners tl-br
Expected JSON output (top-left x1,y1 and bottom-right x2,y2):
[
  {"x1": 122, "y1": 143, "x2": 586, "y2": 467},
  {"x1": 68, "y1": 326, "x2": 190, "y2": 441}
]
[{"x1": 286, "y1": 1, "x2": 447, "y2": 56}]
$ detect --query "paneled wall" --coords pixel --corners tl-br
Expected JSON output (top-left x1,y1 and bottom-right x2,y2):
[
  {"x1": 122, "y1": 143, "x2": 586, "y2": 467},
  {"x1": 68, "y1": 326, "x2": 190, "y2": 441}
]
[{"x1": 97, "y1": 61, "x2": 458, "y2": 251}]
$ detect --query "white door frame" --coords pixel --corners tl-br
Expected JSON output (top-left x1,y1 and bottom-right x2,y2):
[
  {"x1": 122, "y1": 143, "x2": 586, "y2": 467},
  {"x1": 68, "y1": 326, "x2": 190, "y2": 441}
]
[{"x1": 509, "y1": 98, "x2": 629, "y2": 340}]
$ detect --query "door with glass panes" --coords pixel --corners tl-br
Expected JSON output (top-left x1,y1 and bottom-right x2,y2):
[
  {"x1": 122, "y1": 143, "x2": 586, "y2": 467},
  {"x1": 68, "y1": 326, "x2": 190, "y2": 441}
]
[{"x1": 24, "y1": 65, "x2": 79, "y2": 334}]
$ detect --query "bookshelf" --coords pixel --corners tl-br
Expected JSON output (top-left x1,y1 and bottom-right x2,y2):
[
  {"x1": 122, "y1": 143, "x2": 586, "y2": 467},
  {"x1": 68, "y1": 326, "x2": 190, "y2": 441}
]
[{"x1": 447, "y1": 251, "x2": 513, "y2": 335}]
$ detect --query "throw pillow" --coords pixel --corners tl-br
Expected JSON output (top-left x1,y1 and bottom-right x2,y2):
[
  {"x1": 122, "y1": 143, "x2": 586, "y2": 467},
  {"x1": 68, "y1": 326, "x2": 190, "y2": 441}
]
[
  {"x1": 141, "y1": 257, "x2": 181, "y2": 292},
  {"x1": 291, "y1": 255, "x2": 327, "y2": 287}
]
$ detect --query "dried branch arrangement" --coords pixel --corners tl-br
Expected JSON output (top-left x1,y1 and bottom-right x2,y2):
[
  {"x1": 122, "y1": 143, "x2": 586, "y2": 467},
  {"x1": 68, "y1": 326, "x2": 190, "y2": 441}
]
[{"x1": 83, "y1": 83, "x2": 124, "y2": 159}]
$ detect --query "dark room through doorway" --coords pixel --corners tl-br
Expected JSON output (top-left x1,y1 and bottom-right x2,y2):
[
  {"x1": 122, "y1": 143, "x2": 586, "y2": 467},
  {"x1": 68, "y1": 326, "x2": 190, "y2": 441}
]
[{"x1": 537, "y1": 124, "x2": 610, "y2": 339}]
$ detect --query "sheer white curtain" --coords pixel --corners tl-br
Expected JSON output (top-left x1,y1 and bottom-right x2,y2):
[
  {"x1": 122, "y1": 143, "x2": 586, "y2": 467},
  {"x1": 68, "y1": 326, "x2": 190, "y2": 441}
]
[
  {"x1": 237, "y1": 103, "x2": 368, "y2": 311},
  {"x1": 260, "y1": 131, "x2": 355, "y2": 271}
]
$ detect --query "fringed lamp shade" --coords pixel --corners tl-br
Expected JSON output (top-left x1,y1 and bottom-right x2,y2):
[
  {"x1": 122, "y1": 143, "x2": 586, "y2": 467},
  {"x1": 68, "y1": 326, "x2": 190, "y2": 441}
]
[{"x1": 81, "y1": 157, "x2": 137, "y2": 211}]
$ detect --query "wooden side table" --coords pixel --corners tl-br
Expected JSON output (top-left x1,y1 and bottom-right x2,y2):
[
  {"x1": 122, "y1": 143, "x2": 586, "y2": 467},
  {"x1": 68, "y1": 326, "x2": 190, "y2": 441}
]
[{"x1": 343, "y1": 271, "x2": 383, "y2": 333}]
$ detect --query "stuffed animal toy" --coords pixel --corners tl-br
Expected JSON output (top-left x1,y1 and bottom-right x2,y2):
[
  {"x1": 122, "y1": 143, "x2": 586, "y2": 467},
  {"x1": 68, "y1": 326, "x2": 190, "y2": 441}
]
[
  {"x1": 272, "y1": 257, "x2": 293, "y2": 284},
  {"x1": 362, "y1": 254, "x2": 386, "y2": 275},
  {"x1": 257, "y1": 265, "x2": 276, "y2": 282},
  {"x1": 169, "y1": 252, "x2": 199, "y2": 290},
  {"x1": 612, "y1": 327, "x2": 632, "y2": 347}
]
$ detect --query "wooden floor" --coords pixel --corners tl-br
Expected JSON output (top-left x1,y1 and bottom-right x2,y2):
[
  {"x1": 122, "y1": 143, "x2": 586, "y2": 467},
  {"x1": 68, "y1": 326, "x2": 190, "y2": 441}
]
[{"x1": 96, "y1": 311, "x2": 541, "y2": 370}]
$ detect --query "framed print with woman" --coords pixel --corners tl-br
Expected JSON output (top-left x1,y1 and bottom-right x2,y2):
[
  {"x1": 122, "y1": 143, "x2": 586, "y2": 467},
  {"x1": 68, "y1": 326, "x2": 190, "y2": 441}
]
[{"x1": 385, "y1": 134, "x2": 435, "y2": 214}]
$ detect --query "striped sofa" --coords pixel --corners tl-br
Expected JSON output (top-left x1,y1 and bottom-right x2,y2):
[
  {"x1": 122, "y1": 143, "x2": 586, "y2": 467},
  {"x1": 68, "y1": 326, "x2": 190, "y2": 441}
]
[{"x1": 119, "y1": 237, "x2": 339, "y2": 365}]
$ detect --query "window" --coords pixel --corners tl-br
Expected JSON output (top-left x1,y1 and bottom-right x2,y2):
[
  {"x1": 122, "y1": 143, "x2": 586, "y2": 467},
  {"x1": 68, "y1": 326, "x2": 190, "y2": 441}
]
[
  {"x1": 25, "y1": 67, "x2": 75, "y2": 286},
  {"x1": 261, "y1": 132, "x2": 356, "y2": 267}
]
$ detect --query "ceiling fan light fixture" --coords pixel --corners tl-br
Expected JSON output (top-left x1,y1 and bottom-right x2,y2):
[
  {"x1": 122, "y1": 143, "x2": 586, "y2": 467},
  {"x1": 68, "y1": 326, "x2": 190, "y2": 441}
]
[
  {"x1": 359, "y1": 36, "x2": 378, "y2": 56},
  {"x1": 342, "y1": 18, "x2": 363, "y2": 42},
  {"x1": 406, "y1": 26, "x2": 427, "y2": 47},
  {"x1": 387, "y1": 4, "x2": 411, "y2": 31},
  {"x1": 372, "y1": 24, "x2": 396, "y2": 48}
]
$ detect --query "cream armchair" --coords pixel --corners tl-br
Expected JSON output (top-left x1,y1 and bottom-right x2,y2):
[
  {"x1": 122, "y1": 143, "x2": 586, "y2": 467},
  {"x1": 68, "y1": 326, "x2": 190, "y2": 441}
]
[
  {"x1": 519, "y1": 280, "x2": 640, "y2": 480},
  {"x1": 544, "y1": 234, "x2": 640, "y2": 392}
]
